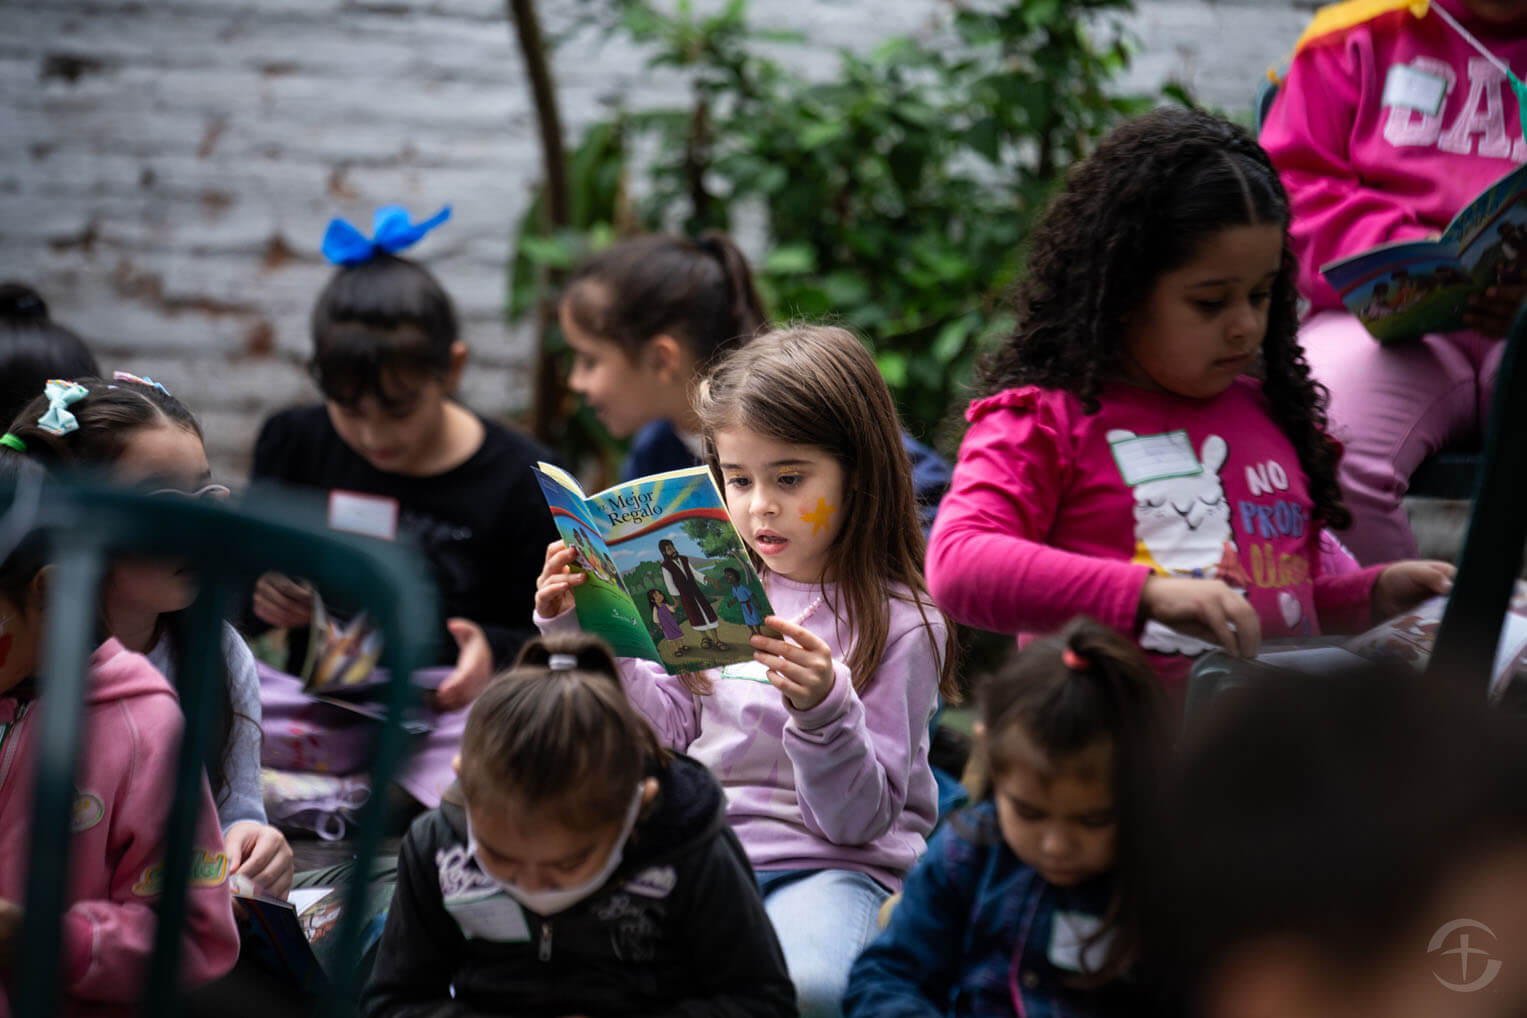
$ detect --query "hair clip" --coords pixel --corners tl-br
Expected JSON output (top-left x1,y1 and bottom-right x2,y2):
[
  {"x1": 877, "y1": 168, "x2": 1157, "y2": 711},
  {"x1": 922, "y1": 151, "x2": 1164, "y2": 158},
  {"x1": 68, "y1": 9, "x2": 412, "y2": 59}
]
[
  {"x1": 36, "y1": 379, "x2": 89, "y2": 436},
  {"x1": 1061, "y1": 647, "x2": 1089, "y2": 671},
  {"x1": 321, "y1": 204, "x2": 453, "y2": 267},
  {"x1": 112, "y1": 370, "x2": 170, "y2": 396},
  {"x1": 547, "y1": 653, "x2": 579, "y2": 672},
  {"x1": 0, "y1": 434, "x2": 25, "y2": 453}
]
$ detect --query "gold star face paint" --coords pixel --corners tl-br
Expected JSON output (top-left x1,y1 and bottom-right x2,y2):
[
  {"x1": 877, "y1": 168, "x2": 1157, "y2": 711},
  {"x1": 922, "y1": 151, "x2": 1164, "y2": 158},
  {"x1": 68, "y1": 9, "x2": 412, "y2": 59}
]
[{"x1": 799, "y1": 498, "x2": 839, "y2": 536}]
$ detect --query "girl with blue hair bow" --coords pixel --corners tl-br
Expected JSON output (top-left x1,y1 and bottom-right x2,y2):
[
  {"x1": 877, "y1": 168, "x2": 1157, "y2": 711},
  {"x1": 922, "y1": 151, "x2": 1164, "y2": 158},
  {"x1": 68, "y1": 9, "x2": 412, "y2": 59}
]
[{"x1": 249, "y1": 206, "x2": 561, "y2": 754}]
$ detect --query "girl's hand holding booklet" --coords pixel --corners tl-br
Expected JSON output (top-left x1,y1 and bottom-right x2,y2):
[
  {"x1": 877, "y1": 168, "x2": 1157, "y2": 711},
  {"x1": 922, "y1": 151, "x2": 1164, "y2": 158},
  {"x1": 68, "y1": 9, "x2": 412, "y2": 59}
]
[
  {"x1": 1253, "y1": 581, "x2": 1527, "y2": 703},
  {"x1": 1322, "y1": 162, "x2": 1527, "y2": 344},
  {"x1": 532, "y1": 463, "x2": 779, "y2": 674}
]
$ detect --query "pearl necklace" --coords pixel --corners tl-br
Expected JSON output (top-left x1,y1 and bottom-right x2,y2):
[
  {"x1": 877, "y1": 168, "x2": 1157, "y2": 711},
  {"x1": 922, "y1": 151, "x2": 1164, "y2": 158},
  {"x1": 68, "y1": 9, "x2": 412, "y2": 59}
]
[{"x1": 764, "y1": 575, "x2": 825, "y2": 628}]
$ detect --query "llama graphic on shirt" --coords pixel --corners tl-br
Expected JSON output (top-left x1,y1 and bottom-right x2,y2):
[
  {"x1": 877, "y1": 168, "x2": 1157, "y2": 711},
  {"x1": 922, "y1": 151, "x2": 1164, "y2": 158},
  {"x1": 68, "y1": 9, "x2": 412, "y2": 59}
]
[{"x1": 1107, "y1": 429, "x2": 1243, "y2": 657}]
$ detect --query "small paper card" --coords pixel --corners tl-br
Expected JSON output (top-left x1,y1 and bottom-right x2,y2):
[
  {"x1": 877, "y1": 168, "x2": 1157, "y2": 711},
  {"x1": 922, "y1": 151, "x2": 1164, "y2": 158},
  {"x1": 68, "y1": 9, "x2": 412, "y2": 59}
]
[
  {"x1": 1109, "y1": 430, "x2": 1201, "y2": 487},
  {"x1": 327, "y1": 491, "x2": 399, "y2": 541},
  {"x1": 1382, "y1": 63, "x2": 1447, "y2": 117}
]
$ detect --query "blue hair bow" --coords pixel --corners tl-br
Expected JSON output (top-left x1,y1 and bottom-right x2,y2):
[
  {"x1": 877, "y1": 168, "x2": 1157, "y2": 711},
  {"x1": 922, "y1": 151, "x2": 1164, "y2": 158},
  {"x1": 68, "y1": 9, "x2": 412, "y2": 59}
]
[
  {"x1": 321, "y1": 205, "x2": 453, "y2": 267},
  {"x1": 37, "y1": 379, "x2": 89, "y2": 436}
]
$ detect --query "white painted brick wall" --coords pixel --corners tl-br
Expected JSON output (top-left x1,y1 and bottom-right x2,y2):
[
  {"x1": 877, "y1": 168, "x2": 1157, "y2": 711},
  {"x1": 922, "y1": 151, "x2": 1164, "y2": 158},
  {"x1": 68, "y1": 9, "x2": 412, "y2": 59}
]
[{"x1": 0, "y1": 0, "x2": 1317, "y2": 477}]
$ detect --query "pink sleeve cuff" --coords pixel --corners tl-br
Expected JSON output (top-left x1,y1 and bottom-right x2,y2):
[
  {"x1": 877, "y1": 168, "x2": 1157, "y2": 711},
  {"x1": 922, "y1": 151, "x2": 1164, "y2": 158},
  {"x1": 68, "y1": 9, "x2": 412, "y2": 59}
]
[
  {"x1": 1314, "y1": 563, "x2": 1386, "y2": 634},
  {"x1": 533, "y1": 606, "x2": 579, "y2": 633},
  {"x1": 61, "y1": 910, "x2": 95, "y2": 988}
]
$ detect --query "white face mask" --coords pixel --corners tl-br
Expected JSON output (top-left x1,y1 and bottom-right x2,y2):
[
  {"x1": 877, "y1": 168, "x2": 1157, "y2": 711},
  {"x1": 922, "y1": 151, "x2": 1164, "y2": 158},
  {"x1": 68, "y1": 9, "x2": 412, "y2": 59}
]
[{"x1": 467, "y1": 783, "x2": 645, "y2": 917}]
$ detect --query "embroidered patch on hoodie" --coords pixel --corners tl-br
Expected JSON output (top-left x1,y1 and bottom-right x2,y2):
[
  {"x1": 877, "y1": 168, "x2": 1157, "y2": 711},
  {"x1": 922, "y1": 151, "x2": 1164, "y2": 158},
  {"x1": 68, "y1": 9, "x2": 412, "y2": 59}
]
[
  {"x1": 623, "y1": 865, "x2": 678, "y2": 899},
  {"x1": 71, "y1": 791, "x2": 104, "y2": 832},
  {"x1": 436, "y1": 841, "x2": 532, "y2": 942},
  {"x1": 131, "y1": 851, "x2": 230, "y2": 896}
]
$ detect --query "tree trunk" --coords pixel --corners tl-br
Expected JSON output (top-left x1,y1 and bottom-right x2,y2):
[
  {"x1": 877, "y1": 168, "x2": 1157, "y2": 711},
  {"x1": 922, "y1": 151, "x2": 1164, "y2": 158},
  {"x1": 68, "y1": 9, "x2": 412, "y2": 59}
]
[{"x1": 506, "y1": 0, "x2": 570, "y2": 443}]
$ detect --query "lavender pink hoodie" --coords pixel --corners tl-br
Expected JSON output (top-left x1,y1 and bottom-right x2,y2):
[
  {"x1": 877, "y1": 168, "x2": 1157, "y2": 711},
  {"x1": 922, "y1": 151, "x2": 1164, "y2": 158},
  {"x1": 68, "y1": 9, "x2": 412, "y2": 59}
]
[
  {"x1": 1262, "y1": 0, "x2": 1527, "y2": 312},
  {"x1": 537, "y1": 572, "x2": 947, "y2": 891},
  {"x1": 0, "y1": 639, "x2": 238, "y2": 1015}
]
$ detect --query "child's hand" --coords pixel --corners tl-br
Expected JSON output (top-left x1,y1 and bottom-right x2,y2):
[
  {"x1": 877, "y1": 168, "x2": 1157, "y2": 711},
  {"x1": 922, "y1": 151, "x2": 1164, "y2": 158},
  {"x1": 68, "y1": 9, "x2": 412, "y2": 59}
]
[
  {"x1": 534, "y1": 541, "x2": 586, "y2": 618},
  {"x1": 225, "y1": 821, "x2": 295, "y2": 900},
  {"x1": 752, "y1": 616, "x2": 836, "y2": 711},
  {"x1": 253, "y1": 572, "x2": 314, "y2": 629},
  {"x1": 435, "y1": 618, "x2": 493, "y2": 711},
  {"x1": 1464, "y1": 284, "x2": 1527, "y2": 338},
  {"x1": 1139, "y1": 576, "x2": 1262, "y2": 658},
  {"x1": 1372, "y1": 560, "x2": 1455, "y2": 621}
]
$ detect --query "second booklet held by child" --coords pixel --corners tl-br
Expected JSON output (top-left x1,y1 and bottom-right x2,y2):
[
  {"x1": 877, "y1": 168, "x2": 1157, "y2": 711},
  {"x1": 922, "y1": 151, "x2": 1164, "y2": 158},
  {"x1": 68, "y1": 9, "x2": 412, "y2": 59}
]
[
  {"x1": 1322, "y1": 162, "x2": 1527, "y2": 345},
  {"x1": 532, "y1": 463, "x2": 778, "y2": 674}
]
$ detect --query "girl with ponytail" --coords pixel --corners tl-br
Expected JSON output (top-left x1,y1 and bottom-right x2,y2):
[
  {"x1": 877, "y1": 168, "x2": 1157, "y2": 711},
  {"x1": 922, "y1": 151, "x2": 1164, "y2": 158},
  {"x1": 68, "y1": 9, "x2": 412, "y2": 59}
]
[
  {"x1": 364, "y1": 633, "x2": 794, "y2": 1017},
  {"x1": 846, "y1": 617, "x2": 1170, "y2": 1018},
  {"x1": 558, "y1": 233, "x2": 951, "y2": 526}
]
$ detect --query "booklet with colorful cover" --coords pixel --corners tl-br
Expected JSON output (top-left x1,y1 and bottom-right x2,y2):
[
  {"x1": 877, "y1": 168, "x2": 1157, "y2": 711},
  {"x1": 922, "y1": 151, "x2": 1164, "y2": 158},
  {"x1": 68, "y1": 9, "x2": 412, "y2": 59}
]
[
  {"x1": 531, "y1": 463, "x2": 778, "y2": 674},
  {"x1": 300, "y1": 591, "x2": 383, "y2": 694},
  {"x1": 1321, "y1": 161, "x2": 1527, "y2": 345},
  {"x1": 235, "y1": 884, "x2": 392, "y2": 994},
  {"x1": 1252, "y1": 581, "x2": 1527, "y2": 702}
]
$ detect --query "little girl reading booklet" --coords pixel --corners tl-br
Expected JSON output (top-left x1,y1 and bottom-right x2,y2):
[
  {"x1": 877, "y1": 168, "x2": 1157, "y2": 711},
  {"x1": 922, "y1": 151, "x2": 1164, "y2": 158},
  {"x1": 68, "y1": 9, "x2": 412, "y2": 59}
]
[{"x1": 532, "y1": 463, "x2": 777, "y2": 674}]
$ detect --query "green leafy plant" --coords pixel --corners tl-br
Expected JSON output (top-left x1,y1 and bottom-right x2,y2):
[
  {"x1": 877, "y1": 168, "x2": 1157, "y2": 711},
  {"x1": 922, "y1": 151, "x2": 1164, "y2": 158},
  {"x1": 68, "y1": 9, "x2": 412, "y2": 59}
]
[{"x1": 508, "y1": 0, "x2": 1160, "y2": 480}]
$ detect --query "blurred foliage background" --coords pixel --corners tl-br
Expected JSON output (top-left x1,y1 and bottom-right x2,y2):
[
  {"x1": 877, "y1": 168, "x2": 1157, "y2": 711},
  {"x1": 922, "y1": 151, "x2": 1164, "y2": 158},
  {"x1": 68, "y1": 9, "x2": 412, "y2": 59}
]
[{"x1": 507, "y1": 0, "x2": 1172, "y2": 482}]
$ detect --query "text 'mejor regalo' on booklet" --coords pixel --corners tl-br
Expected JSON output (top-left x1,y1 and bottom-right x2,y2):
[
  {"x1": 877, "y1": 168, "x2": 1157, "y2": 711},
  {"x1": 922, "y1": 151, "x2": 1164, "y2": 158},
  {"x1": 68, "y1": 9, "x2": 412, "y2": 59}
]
[
  {"x1": 1321, "y1": 162, "x2": 1527, "y2": 345},
  {"x1": 531, "y1": 462, "x2": 779, "y2": 674}
]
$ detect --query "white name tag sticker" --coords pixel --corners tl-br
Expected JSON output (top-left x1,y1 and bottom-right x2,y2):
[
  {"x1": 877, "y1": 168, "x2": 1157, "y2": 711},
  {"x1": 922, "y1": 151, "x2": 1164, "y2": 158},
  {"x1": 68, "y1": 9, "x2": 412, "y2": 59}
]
[
  {"x1": 327, "y1": 491, "x2": 399, "y2": 541},
  {"x1": 1048, "y1": 911, "x2": 1113, "y2": 973},
  {"x1": 718, "y1": 660, "x2": 773, "y2": 684},
  {"x1": 1108, "y1": 431, "x2": 1201, "y2": 487},
  {"x1": 444, "y1": 890, "x2": 531, "y2": 942},
  {"x1": 1383, "y1": 63, "x2": 1447, "y2": 117}
]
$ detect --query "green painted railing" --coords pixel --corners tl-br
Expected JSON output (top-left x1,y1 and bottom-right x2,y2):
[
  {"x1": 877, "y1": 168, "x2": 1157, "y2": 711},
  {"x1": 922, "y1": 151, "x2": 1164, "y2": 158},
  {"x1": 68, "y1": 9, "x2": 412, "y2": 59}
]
[{"x1": 1, "y1": 476, "x2": 437, "y2": 1018}]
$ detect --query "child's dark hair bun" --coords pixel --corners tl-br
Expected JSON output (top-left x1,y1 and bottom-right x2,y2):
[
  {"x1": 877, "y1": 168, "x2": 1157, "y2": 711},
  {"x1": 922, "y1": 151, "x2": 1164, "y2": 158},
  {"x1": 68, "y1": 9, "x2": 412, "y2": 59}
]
[{"x1": 0, "y1": 283, "x2": 49, "y2": 322}]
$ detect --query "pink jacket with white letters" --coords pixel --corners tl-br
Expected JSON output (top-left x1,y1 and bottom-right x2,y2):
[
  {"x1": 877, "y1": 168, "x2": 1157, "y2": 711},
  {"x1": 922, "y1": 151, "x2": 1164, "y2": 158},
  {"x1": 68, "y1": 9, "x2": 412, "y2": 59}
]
[
  {"x1": 1262, "y1": 0, "x2": 1527, "y2": 312},
  {"x1": 0, "y1": 639, "x2": 238, "y2": 1015}
]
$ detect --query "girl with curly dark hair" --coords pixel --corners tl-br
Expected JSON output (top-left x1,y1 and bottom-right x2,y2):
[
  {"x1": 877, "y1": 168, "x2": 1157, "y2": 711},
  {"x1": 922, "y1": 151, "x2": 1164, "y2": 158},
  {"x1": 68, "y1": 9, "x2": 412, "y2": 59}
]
[{"x1": 926, "y1": 106, "x2": 1454, "y2": 695}]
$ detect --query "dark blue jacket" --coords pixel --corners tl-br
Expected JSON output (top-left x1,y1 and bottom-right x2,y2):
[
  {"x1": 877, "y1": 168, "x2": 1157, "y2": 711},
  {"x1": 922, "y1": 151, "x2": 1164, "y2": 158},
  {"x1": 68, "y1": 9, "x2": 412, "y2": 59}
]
[
  {"x1": 844, "y1": 803, "x2": 1136, "y2": 1018},
  {"x1": 621, "y1": 419, "x2": 951, "y2": 533}
]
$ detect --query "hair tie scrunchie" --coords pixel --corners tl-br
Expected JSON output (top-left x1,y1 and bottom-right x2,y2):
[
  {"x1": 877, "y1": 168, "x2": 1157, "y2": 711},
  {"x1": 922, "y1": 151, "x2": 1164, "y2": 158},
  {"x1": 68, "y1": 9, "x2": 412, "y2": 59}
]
[
  {"x1": 321, "y1": 205, "x2": 453, "y2": 267},
  {"x1": 547, "y1": 653, "x2": 579, "y2": 672},
  {"x1": 36, "y1": 379, "x2": 89, "y2": 436},
  {"x1": 1061, "y1": 647, "x2": 1089, "y2": 671},
  {"x1": 112, "y1": 370, "x2": 171, "y2": 396},
  {"x1": 0, "y1": 434, "x2": 26, "y2": 453}
]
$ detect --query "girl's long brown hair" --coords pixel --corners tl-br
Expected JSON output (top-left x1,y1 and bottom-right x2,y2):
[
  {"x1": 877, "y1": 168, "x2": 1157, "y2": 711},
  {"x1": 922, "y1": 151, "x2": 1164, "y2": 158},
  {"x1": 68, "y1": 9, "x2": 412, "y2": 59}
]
[{"x1": 694, "y1": 324, "x2": 958, "y2": 701}]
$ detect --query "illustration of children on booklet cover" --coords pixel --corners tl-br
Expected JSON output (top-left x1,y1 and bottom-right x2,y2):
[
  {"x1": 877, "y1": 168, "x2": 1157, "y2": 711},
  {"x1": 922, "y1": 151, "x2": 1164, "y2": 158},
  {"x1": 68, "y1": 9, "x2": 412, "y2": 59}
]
[
  {"x1": 647, "y1": 588, "x2": 690, "y2": 656},
  {"x1": 658, "y1": 537, "x2": 728, "y2": 651}
]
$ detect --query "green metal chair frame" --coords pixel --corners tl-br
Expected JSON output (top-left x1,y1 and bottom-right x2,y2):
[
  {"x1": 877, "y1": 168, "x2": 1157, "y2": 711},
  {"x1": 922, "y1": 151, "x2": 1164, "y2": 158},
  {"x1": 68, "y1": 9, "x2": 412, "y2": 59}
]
[{"x1": 2, "y1": 477, "x2": 438, "y2": 1018}]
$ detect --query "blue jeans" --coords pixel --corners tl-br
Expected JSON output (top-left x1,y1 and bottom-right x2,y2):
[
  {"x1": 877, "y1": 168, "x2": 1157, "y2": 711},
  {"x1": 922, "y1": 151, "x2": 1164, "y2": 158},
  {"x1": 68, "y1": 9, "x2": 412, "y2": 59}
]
[{"x1": 757, "y1": 869, "x2": 890, "y2": 1018}]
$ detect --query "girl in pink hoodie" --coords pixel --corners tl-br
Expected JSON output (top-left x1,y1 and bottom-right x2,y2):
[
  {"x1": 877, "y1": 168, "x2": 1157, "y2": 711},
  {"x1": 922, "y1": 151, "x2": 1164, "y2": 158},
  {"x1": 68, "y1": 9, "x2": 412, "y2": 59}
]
[
  {"x1": 1262, "y1": 0, "x2": 1527, "y2": 563},
  {"x1": 0, "y1": 456, "x2": 238, "y2": 1012}
]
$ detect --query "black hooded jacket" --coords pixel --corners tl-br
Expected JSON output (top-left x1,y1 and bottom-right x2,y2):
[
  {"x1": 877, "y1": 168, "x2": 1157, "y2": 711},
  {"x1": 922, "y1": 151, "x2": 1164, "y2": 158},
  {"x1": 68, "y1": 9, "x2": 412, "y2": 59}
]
[{"x1": 363, "y1": 754, "x2": 795, "y2": 1017}]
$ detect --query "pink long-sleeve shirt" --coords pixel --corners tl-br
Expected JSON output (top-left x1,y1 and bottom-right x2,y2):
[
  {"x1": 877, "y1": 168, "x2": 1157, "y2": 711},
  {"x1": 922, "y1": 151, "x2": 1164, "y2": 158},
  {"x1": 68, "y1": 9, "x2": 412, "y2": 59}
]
[
  {"x1": 537, "y1": 572, "x2": 946, "y2": 891},
  {"x1": 0, "y1": 640, "x2": 238, "y2": 1016},
  {"x1": 926, "y1": 381, "x2": 1383, "y2": 692},
  {"x1": 1262, "y1": 0, "x2": 1527, "y2": 312}
]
